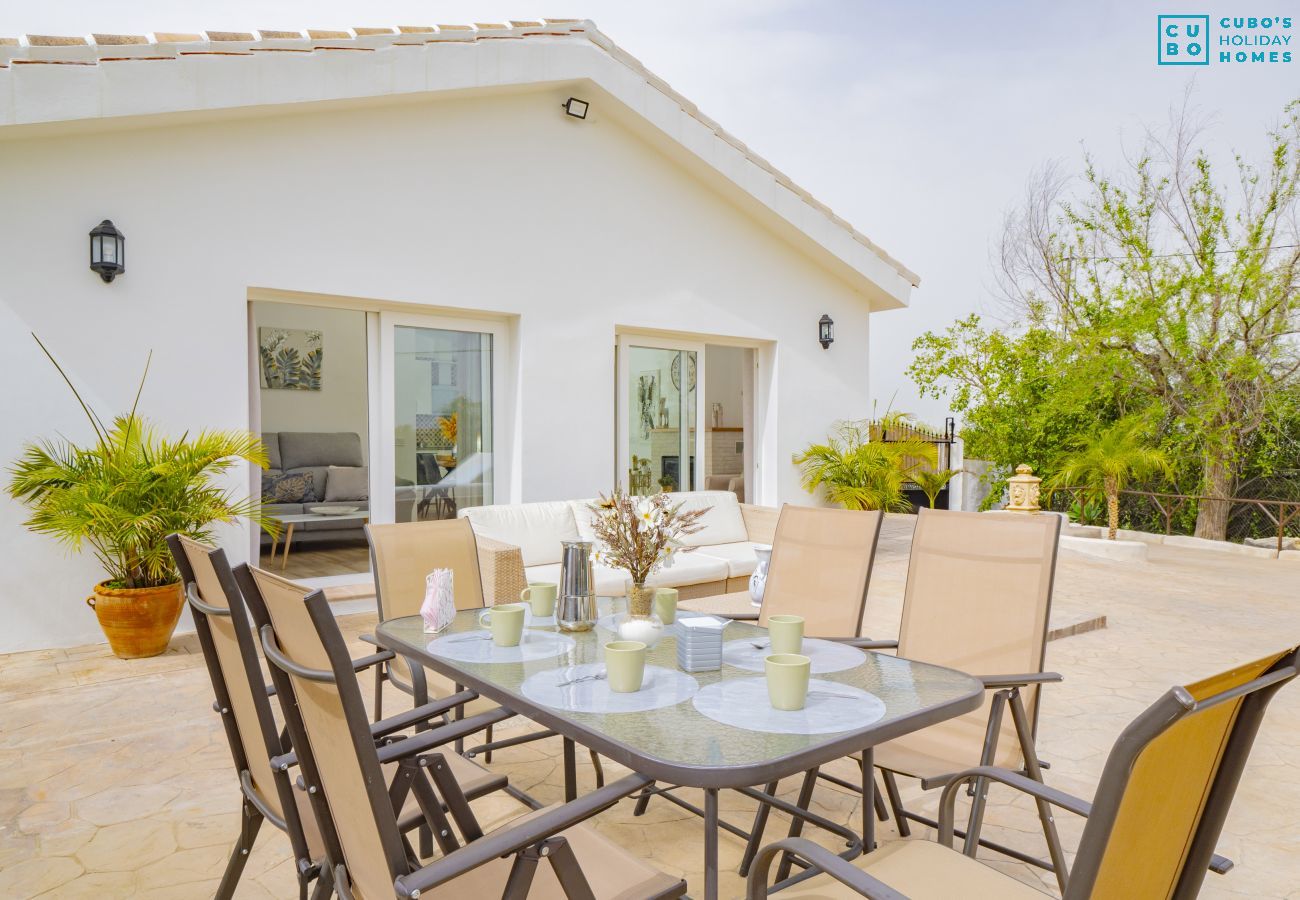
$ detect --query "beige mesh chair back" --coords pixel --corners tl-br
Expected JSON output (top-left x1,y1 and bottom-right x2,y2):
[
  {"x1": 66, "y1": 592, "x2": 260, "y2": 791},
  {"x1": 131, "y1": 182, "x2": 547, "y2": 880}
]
[
  {"x1": 246, "y1": 565, "x2": 407, "y2": 900},
  {"x1": 893, "y1": 508, "x2": 1059, "y2": 771},
  {"x1": 758, "y1": 505, "x2": 882, "y2": 637},
  {"x1": 165, "y1": 535, "x2": 323, "y2": 898},
  {"x1": 367, "y1": 518, "x2": 486, "y2": 618},
  {"x1": 366, "y1": 518, "x2": 487, "y2": 710},
  {"x1": 1071, "y1": 647, "x2": 1297, "y2": 898}
]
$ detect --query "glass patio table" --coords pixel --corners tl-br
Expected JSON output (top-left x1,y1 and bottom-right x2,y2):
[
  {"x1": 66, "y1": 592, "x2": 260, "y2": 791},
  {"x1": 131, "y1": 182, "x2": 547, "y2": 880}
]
[{"x1": 376, "y1": 606, "x2": 983, "y2": 899}]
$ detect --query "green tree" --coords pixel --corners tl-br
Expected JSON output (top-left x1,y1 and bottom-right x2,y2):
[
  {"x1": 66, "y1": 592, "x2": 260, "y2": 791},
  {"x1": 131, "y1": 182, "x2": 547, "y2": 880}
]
[
  {"x1": 913, "y1": 98, "x2": 1300, "y2": 538},
  {"x1": 1049, "y1": 417, "x2": 1172, "y2": 540},
  {"x1": 793, "y1": 415, "x2": 937, "y2": 511}
]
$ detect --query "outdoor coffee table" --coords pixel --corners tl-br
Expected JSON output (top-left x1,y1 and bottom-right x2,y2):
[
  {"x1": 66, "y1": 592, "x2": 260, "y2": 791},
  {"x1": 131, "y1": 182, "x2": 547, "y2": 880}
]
[
  {"x1": 376, "y1": 609, "x2": 982, "y2": 899},
  {"x1": 268, "y1": 510, "x2": 369, "y2": 571}
]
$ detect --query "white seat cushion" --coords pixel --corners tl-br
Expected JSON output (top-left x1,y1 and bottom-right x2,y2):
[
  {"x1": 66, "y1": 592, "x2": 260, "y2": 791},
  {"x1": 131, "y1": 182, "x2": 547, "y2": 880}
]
[
  {"x1": 567, "y1": 499, "x2": 601, "y2": 541},
  {"x1": 693, "y1": 541, "x2": 762, "y2": 578},
  {"x1": 669, "y1": 490, "x2": 749, "y2": 546},
  {"x1": 459, "y1": 501, "x2": 579, "y2": 567}
]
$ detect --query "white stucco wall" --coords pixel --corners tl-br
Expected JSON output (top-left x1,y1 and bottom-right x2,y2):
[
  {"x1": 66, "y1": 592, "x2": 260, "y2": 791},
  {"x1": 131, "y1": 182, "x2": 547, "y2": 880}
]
[{"x1": 0, "y1": 86, "x2": 883, "y2": 652}]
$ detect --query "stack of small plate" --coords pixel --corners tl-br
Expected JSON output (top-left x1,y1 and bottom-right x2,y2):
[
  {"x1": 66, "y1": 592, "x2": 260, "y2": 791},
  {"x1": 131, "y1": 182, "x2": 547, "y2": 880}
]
[{"x1": 677, "y1": 615, "x2": 728, "y2": 672}]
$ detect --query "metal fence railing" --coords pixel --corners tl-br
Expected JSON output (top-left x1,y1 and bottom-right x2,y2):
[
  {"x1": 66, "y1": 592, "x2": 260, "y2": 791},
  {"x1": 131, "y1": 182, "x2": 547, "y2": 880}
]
[{"x1": 1046, "y1": 486, "x2": 1300, "y2": 553}]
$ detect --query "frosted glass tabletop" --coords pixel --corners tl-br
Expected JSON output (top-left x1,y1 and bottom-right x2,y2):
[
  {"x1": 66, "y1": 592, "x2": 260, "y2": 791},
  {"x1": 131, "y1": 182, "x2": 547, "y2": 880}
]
[{"x1": 377, "y1": 607, "x2": 982, "y2": 788}]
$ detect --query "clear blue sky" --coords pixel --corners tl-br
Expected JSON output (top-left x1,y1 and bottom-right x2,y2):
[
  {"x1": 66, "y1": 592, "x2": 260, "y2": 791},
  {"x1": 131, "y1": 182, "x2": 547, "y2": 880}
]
[{"x1": 6, "y1": 0, "x2": 1295, "y2": 424}]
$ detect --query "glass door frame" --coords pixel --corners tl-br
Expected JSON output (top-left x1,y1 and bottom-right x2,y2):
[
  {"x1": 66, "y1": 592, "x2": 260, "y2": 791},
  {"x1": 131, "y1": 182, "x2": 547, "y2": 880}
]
[
  {"x1": 373, "y1": 310, "x2": 512, "y2": 524},
  {"x1": 616, "y1": 333, "x2": 707, "y2": 494}
]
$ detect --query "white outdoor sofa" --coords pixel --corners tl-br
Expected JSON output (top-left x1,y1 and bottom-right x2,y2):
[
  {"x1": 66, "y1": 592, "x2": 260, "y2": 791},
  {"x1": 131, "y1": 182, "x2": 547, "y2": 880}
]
[{"x1": 458, "y1": 491, "x2": 779, "y2": 605}]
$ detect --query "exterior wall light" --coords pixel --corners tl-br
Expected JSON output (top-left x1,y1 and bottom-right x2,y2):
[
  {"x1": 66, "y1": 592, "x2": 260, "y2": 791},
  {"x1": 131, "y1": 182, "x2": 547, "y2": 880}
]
[
  {"x1": 89, "y1": 219, "x2": 125, "y2": 282},
  {"x1": 818, "y1": 314, "x2": 834, "y2": 349},
  {"x1": 563, "y1": 97, "x2": 589, "y2": 119}
]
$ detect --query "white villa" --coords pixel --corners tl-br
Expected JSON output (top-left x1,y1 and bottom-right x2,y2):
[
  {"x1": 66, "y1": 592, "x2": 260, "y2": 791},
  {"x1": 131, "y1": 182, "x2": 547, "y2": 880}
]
[{"x1": 0, "y1": 21, "x2": 918, "y2": 653}]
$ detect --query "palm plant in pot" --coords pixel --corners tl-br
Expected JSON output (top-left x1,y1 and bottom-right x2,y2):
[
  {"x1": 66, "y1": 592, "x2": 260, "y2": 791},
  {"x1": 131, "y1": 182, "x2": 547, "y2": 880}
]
[{"x1": 7, "y1": 338, "x2": 273, "y2": 659}]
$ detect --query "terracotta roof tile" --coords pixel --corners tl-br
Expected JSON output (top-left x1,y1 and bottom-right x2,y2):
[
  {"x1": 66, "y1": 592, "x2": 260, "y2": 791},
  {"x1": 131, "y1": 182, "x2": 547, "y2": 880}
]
[
  {"x1": 25, "y1": 34, "x2": 88, "y2": 46},
  {"x1": 91, "y1": 34, "x2": 149, "y2": 45}
]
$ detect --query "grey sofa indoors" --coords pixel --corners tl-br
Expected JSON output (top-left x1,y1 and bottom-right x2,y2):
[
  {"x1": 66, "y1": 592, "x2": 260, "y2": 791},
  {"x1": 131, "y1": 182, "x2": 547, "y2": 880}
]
[{"x1": 260, "y1": 432, "x2": 369, "y2": 546}]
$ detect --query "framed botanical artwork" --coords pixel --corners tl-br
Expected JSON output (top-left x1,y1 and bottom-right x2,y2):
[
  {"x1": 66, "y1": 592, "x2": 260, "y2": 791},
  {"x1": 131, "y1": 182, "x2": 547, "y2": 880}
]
[
  {"x1": 259, "y1": 327, "x2": 323, "y2": 390},
  {"x1": 636, "y1": 371, "x2": 658, "y2": 439}
]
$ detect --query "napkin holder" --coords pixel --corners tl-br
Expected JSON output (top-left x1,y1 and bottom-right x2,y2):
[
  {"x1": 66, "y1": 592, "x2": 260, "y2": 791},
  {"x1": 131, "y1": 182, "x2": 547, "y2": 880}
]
[{"x1": 421, "y1": 568, "x2": 456, "y2": 633}]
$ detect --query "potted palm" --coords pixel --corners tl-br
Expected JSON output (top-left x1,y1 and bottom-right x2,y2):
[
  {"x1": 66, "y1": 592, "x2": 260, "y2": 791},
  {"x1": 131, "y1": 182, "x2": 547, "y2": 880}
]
[
  {"x1": 1048, "y1": 416, "x2": 1171, "y2": 540},
  {"x1": 7, "y1": 338, "x2": 273, "y2": 658},
  {"x1": 793, "y1": 415, "x2": 937, "y2": 511}
]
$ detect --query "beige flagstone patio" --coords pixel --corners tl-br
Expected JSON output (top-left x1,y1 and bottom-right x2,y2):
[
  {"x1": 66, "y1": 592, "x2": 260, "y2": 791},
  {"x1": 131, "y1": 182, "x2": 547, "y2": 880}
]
[{"x1": 2, "y1": 514, "x2": 1298, "y2": 899}]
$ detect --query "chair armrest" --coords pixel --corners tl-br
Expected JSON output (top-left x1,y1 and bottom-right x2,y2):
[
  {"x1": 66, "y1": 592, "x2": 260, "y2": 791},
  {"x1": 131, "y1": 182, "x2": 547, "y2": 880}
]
[
  {"x1": 350, "y1": 649, "x2": 395, "y2": 673},
  {"x1": 395, "y1": 773, "x2": 653, "y2": 895},
  {"x1": 839, "y1": 638, "x2": 899, "y2": 650},
  {"x1": 375, "y1": 708, "x2": 515, "y2": 764},
  {"x1": 740, "y1": 503, "x2": 780, "y2": 545},
  {"x1": 980, "y1": 672, "x2": 1063, "y2": 689},
  {"x1": 938, "y1": 766, "x2": 1093, "y2": 843},
  {"x1": 744, "y1": 837, "x2": 907, "y2": 900},
  {"x1": 370, "y1": 690, "x2": 480, "y2": 738},
  {"x1": 475, "y1": 535, "x2": 528, "y2": 607}
]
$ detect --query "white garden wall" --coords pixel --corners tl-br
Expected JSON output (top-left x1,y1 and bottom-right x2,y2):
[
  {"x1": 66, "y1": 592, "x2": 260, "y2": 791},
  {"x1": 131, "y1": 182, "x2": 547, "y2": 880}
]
[{"x1": 0, "y1": 86, "x2": 893, "y2": 652}]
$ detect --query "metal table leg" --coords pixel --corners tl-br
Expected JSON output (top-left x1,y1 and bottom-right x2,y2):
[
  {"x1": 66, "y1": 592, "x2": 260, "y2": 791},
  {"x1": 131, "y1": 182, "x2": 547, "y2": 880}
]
[
  {"x1": 563, "y1": 737, "x2": 577, "y2": 802},
  {"x1": 860, "y1": 748, "x2": 875, "y2": 852},
  {"x1": 704, "y1": 787, "x2": 719, "y2": 900}
]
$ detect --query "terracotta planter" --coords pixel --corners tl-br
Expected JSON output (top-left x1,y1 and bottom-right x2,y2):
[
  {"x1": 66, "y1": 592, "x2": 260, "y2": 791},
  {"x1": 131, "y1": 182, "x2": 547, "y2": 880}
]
[{"x1": 86, "y1": 580, "x2": 184, "y2": 659}]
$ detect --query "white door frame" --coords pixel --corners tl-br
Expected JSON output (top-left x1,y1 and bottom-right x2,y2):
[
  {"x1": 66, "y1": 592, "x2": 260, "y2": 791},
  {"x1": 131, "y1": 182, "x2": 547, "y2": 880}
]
[
  {"x1": 616, "y1": 334, "x2": 707, "y2": 493},
  {"x1": 373, "y1": 310, "x2": 512, "y2": 524}
]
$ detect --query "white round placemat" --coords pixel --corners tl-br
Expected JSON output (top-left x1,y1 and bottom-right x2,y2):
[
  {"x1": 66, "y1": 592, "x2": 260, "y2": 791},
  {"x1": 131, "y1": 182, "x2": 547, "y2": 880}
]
[
  {"x1": 427, "y1": 630, "x2": 574, "y2": 664},
  {"x1": 521, "y1": 663, "x2": 700, "y2": 713},
  {"x1": 692, "y1": 678, "x2": 886, "y2": 734},
  {"x1": 722, "y1": 638, "x2": 866, "y2": 674}
]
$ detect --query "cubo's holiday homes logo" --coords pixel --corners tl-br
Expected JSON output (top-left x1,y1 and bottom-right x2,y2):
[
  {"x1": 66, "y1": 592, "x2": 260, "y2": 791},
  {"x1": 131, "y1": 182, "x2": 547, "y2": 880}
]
[{"x1": 1158, "y1": 14, "x2": 1293, "y2": 65}]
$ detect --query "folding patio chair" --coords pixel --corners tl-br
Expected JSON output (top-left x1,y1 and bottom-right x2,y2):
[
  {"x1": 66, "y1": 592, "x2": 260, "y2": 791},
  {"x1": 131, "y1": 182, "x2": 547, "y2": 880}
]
[
  {"x1": 859, "y1": 508, "x2": 1065, "y2": 880},
  {"x1": 679, "y1": 505, "x2": 883, "y2": 629},
  {"x1": 167, "y1": 535, "x2": 509, "y2": 899},
  {"x1": 365, "y1": 519, "x2": 603, "y2": 787},
  {"x1": 643, "y1": 506, "x2": 886, "y2": 837},
  {"x1": 746, "y1": 645, "x2": 1300, "y2": 898},
  {"x1": 245, "y1": 562, "x2": 688, "y2": 899}
]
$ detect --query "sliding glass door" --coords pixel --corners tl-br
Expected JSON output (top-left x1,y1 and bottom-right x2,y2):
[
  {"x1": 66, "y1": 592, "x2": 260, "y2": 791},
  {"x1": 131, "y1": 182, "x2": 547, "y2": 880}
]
[
  {"x1": 375, "y1": 313, "x2": 505, "y2": 524},
  {"x1": 617, "y1": 336, "x2": 705, "y2": 495}
]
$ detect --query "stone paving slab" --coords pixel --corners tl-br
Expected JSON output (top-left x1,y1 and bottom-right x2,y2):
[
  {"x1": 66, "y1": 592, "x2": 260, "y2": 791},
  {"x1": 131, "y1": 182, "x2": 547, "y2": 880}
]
[{"x1": 0, "y1": 514, "x2": 1297, "y2": 897}]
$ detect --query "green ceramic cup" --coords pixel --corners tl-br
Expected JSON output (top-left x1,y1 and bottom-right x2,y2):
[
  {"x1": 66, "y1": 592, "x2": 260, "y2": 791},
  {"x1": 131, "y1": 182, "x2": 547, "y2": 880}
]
[
  {"x1": 653, "y1": 588, "x2": 678, "y2": 625},
  {"x1": 767, "y1": 615, "x2": 805, "y2": 655},
  {"x1": 604, "y1": 640, "x2": 648, "y2": 693},
  {"x1": 766, "y1": 653, "x2": 811, "y2": 711},
  {"x1": 521, "y1": 582, "x2": 558, "y2": 617},
  {"x1": 478, "y1": 603, "x2": 526, "y2": 647}
]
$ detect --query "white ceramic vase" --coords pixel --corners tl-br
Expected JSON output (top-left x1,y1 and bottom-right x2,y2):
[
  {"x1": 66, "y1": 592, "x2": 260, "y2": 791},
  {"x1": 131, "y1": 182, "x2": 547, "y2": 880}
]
[{"x1": 749, "y1": 545, "x2": 772, "y2": 608}]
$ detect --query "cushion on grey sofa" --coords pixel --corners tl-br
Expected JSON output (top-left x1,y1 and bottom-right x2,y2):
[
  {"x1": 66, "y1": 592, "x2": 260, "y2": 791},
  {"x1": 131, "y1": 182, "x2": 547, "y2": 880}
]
[
  {"x1": 325, "y1": 466, "x2": 369, "y2": 502},
  {"x1": 263, "y1": 472, "x2": 317, "y2": 503},
  {"x1": 262, "y1": 432, "x2": 282, "y2": 471},
  {"x1": 278, "y1": 432, "x2": 364, "y2": 470}
]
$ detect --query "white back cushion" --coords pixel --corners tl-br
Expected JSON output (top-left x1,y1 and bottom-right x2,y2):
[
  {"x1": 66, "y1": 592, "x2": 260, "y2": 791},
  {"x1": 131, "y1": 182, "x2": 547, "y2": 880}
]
[
  {"x1": 459, "y1": 501, "x2": 579, "y2": 567},
  {"x1": 666, "y1": 491, "x2": 749, "y2": 546},
  {"x1": 567, "y1": 499, "x2": 601, "y2": 541}
]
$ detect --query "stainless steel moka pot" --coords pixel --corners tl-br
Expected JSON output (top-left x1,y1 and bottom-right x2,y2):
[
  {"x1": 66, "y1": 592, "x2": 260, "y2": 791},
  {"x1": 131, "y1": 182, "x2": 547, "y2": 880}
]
[{"x1": 556, "y1": 539, "x2": 597, "y2": 632}]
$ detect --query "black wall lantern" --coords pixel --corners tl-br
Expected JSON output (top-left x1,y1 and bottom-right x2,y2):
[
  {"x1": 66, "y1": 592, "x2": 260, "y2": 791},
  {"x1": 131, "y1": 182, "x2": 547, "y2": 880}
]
[
  {"x1": 89, "y1": 219, "x2": 125, "y2": 282},
  {"x1": 563, "y1": 97, "x2": 589, "y2": 119},
  {"x1": 818, "y1": 314, "x2": 834, "y2": 349}
]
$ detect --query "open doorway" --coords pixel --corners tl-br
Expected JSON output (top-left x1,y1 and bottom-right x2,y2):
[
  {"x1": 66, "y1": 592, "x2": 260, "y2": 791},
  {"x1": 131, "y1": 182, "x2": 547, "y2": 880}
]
[
  {"x1": 251, "y1": 301, "x2": 372, "y2": 582},
  {"x1": 702, "y1": 345, "x2": 754, "y2": 502}
]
